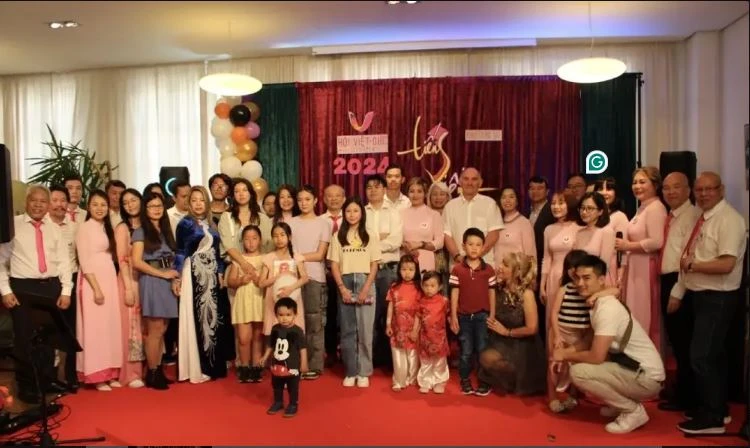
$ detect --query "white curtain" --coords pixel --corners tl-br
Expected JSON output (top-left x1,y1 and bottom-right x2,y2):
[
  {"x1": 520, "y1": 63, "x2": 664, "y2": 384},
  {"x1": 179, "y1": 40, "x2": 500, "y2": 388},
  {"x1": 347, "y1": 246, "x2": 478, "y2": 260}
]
[{"x1": 0, "y1": 42, "x2": 681, "y2": 189}]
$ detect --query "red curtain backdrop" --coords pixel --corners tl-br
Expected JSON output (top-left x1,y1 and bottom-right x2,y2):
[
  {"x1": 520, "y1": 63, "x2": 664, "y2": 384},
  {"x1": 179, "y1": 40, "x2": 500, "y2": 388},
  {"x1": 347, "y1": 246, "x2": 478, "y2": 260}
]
[{"x1": 296, "y1": 76, "x2": 580, "y2": 206}]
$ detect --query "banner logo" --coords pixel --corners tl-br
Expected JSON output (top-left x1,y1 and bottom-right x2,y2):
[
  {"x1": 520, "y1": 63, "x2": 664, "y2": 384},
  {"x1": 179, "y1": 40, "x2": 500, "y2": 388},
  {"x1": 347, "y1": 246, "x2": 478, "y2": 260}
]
[
  {"x1": 585, "y1": 150, "x2": 609, "y2": 174},
  {"x1": 348, "y1": 111, "x2": 375, "y2": 133},
  {"x1": 397, "y1": 116, "x2": 451, "y2": 183}
]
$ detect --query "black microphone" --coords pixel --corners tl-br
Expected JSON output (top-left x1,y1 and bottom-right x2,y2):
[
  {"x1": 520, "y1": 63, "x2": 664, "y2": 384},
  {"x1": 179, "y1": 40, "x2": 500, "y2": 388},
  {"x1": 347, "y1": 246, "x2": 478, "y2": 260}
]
[{"x1": 615, "y1": 231, "x2": 623, "y2": 268}]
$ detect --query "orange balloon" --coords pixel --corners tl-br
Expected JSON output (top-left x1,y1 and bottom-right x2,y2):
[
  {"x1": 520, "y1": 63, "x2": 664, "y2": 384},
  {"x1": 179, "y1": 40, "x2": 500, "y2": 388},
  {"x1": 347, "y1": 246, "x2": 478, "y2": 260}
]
[
  {"x1": 214, "y1": 102, "x2": 231, "y2": 119},
  {"x1": 231, "y1": 127, "x2": 249, "y2": 145},
  {"x1": 243, "y1": 101, "x2": 261, "y2": 122},
  {"x1": 251, "y1": 177, "x2": 269, "y2": 201}
]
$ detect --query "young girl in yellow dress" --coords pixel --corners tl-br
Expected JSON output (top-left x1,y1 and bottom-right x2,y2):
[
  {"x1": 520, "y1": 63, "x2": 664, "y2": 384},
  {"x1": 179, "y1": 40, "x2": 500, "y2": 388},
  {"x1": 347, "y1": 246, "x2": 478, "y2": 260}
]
[{"x1": 226, "y1": 225, "x2": 265, "y2": 383}]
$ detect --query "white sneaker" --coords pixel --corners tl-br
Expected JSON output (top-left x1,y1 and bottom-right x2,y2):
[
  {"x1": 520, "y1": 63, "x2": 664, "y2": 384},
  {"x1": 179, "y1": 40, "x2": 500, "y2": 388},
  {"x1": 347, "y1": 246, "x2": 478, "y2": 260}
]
[
  {"x1": 356, "y1": 376, "x2": 369, "y2": 388},
  {"x1": 108, "y1": 380, "x2": 122, "y2": 388},
  {"x1": 96, "y1": 383, "x2": 112, "y2": 392},
  {"x1": 128, "y1": 379, "x2": 145, "y2": 388},
  {"x1": 605, "y1": 404, "x2": 649, "y2": 434},
  {"x1": 600, "y1": 406, "x2": 621, "y2": 418},
  {"x1": 342, "y1": 376, "x2": 356, "y2": 387}
]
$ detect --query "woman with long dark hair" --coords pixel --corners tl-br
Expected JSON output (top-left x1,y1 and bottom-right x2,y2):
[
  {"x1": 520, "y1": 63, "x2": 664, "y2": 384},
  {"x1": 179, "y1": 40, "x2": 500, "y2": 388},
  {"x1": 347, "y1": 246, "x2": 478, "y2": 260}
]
[
  {"x1": 75, "y1": 189, "x2": 123, "y2": 391},
  {"x1": 218, "y1": 178, "x2": 273, "y2": 270},
  {"x1": 173, "y1": 186, "x2": 231, "y2": 383},
  {"x1": 114, "y1": 188, "x2": 145, "y2": 388},
  {"x1": 273, "y1": 184, "x2": 301, "y2": 224},
  {"x1": 593, "y1": 177, "x2": 629, "y2": 235},
  {"x1": 574, "y1": 192, "x2": 617, "y2": 285},
  {"x1": 131, "y1": 191, "x2": 180, "y2": 390}
]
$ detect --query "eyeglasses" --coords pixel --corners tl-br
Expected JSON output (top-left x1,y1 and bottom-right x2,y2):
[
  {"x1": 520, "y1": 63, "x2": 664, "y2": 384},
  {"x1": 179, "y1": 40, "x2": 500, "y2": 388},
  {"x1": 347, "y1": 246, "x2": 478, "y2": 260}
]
[
  {"x1": 694, "y1": 185, "x2": 721, "y2": 194},
  {"x1": 579, "y1": 206, "x2": 599, "y2": 213}
]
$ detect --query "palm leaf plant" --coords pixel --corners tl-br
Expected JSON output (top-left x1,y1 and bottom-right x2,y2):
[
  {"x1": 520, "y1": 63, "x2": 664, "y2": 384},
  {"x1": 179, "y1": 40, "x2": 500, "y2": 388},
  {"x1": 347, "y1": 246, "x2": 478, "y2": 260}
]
[{"x1": 26, "y1": 124, "x2": 117, "y2": 206}]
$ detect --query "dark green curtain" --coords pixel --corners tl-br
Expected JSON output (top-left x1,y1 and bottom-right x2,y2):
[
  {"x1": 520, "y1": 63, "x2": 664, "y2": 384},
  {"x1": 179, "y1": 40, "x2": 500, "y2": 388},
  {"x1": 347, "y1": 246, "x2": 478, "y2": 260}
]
[
  {"x1": 253, "y1": 83, "x2": 300, "y2": 190},
  {"x1": 580, "y1": 73, "x2": 639, "y2": 217}
]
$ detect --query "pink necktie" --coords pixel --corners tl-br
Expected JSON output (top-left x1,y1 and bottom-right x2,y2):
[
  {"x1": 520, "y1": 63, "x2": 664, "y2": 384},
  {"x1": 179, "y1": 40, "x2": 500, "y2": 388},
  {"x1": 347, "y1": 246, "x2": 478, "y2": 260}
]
[
  {"x1": 31, "y1": 220, "x2": 48, "y2": 274},
  {"x1": 68, "y1": 210, "x2": 76, "y2": 222},
  {"x1": 331, "y1": 215, "x2": 340, "y2": 234}
]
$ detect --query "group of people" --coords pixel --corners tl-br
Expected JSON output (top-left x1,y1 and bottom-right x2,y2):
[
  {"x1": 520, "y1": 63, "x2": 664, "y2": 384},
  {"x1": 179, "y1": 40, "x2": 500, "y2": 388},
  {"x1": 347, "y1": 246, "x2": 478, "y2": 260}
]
[{"x1": 0, "y1": 162, "x2": 745, "y2": 432}]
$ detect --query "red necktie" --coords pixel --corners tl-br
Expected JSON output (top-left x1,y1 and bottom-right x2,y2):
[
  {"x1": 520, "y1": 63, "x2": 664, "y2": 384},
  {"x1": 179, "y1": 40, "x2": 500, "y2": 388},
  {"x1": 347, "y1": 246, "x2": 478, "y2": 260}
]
[
  {"x1": 31, "y1": 220, "x2": 48, "y2": 274},
  {"x1": 68, "y1": 210, "x2": 76, "y2": 222},
  {"x1": 657, "y1": 212, "x2": 673, "y2": 269},
  {"x1": 681, "y1": 215, "x2": 705, "y2": 260},
  {"x1": 331, "y1": 215, "x2": 340, "y2": 234}
]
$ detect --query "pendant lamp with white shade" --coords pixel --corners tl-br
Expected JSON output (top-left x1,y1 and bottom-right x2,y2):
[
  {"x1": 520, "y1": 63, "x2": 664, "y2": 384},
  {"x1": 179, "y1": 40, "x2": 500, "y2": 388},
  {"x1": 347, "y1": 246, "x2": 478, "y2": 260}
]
[
  {"x1": 197, "y1": 22, "x2": 263, "y2": 96},
  {"x1": 556, "y1": 3, "x2": 627, "y2": 84}
]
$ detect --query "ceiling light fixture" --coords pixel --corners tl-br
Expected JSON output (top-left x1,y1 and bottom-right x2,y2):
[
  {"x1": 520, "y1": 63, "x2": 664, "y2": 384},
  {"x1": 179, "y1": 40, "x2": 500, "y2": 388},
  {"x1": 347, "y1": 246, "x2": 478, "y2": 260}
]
[
  {"x1": 48, "y1": 20, "x2": 79, "y2": 29},
  {"x1": 197, "y1": 22, "x2": 263, "y2": 97},
  {"x1": 556, "y1": 3, "x2": 626, "y2": 84},
  {"x1": 312, "y1": 38, "x2": 536, "y2": 55}
]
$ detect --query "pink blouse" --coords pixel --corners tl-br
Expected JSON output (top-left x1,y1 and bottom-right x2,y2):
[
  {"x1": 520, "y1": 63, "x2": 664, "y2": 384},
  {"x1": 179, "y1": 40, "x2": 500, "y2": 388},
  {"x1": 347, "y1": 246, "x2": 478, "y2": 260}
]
[
  {"x1": 401, "y1": 205, "x2": 444, "y2": 271},
  {"x1": 574, "y1": 225, "x2": 616, "y2": 284},
  {"x1": 493, "y1": 212, "x2": 536, "y2": 267}
]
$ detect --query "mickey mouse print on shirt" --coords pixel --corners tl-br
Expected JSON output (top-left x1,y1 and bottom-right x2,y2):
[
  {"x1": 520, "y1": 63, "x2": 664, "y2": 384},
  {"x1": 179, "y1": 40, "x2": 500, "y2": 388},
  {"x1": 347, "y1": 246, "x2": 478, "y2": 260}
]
[{"x1": 267, "y1": 324, "x2": 306, "y2": 377}]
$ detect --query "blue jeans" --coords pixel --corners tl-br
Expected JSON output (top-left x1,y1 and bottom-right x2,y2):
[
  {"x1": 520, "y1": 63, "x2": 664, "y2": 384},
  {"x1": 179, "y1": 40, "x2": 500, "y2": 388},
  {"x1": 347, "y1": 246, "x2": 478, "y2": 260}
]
[
  {"x1": 338, "y1": 273, "x2": 376, "y2": 378},
  {"x1": 458, "y1": 311, "x2": 489, "y2": 381}
]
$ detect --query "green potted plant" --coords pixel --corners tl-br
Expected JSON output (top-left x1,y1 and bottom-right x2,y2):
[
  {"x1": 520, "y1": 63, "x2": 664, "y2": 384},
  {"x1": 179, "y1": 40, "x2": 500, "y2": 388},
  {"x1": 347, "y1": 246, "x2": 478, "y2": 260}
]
[{"x1": 26, "y1": 125, "x2": 116, "y2": 205}]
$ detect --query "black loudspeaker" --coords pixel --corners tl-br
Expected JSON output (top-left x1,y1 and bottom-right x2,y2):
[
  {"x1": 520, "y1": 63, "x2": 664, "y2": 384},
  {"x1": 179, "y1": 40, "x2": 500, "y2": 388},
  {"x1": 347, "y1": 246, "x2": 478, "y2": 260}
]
[
  {"x1": 0, "y1": 144, "x2": 14, "y2": 244},
  {"x1": 158, "y1": 167, "x2": 190, "y2": 198},
  {"x1": 659, "y1": 151, "x2": 697, "y2": 187}
]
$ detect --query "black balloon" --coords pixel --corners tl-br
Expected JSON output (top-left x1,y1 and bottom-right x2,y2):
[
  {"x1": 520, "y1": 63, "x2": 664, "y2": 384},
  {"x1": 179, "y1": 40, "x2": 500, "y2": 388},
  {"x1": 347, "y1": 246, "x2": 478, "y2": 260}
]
[{"x1": 229, "y1": 104, "x2": 251, "y2": 127}]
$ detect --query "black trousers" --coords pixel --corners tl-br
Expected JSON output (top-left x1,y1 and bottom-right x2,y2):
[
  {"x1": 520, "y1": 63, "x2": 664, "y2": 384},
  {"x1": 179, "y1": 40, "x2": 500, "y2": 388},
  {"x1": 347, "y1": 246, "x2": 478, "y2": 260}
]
[
  {"x1": 324, "y1": 271, "x2": 339, "y2": 358},
  {"x1": 61, "y1": 272, "x2": 78, "y2": 383},
  {"x1": 660, "y1": 272, "x2": 695, "y2": 408},
  {"x1": 164, "y1": 317, "x2": 178, "y2": 359},
  {"x1": 689, "y1": 289, "x2": 741, "y2": 423},
  {"x1": 9, "y1": 277, "x2": 76, "y2": 395},
  {"x1": 272, "y1": 375, "x2": 300, "y2": 405}
]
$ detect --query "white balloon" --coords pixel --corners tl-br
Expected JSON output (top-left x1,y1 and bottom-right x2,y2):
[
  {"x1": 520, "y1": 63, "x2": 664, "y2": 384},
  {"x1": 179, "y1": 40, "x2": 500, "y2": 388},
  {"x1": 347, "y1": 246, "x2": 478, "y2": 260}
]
[
  {"x1": 210, "y1": 117, "x2": 233, "y2": 139},
  {"x1": 216, "y1": 97, "x2": 229, "y2": 105},
  {"x1": 225, "y1": 96, "x2": 242, "y2": 107},
  {"x1": 220, "y1": 156, "x2": 243, "y2": 178},
  {"x1": 217, "y1": 139, "x2": 237, "y2": 158},
  {"x1": 239, "y1": 160, "x2": 263, "y2": 182}
]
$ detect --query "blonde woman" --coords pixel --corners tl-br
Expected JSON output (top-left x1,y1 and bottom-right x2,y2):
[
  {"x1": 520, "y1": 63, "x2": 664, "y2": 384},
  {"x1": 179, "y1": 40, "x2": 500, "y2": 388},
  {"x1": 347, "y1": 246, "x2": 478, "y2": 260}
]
[
  {"x1": 173, "y1": 186, "x2": 232, "y2": 383},
  {"x1": 478, "y1": 252, "x2": 545, "y2": 396}
]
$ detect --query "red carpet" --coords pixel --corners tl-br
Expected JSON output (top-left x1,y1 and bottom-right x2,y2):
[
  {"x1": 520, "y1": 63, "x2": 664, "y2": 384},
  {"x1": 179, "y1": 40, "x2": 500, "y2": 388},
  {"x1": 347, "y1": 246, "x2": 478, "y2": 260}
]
[{"x1": 4, "y1": 367, "x2": 747, "y2": 446}]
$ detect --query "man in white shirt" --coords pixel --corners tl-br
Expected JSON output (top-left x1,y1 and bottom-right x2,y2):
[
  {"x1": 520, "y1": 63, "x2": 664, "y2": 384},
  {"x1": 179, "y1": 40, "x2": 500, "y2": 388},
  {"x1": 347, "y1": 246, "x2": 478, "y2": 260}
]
[
  {"x1": 443, "y1": 167, "x2": 503, "y2": 268},
  {"x1": 48, "y1": 184, "x2": 81, "y2": 390},
  {"x1": 554, "y1": 255, "x2": 664, "y2": 434},
  {"x1": 0, "y1": 185, "x2": 74, "y2": 403},
  {"x1": 383, "y1": 164, "x2": 410, "y2": 211},
  {"x1": 365, "y1": 175, "x2": 403, "y2": 369},
  {"x1": 670, "y1": 172, "x2": 747, "y2": 435},
  {"x1": 63, "y1": 175, "x2": 87, "y2": 223},
  {"x1": 657, "y1": 172, "x2": 701, "y2": 413},
  {"x1": 322, "y1": 184, "x2": 345, "y2": 366},
  {"x1": 105, "y1": 179, "x2": 126, "y2": 229}
]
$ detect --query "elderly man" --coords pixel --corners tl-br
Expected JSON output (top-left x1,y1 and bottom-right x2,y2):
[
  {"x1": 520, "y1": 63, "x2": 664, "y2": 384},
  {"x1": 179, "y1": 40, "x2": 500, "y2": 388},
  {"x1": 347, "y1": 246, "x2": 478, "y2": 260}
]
[
  {"x1": 555, "y1": 255, "x2": 664, "y2": 434},
  {"x1": 0, "y1": 186, "x2": 74, "y2": 403},
  {"x1": 671, "y1": 172, "x2": 747, "y2": 435},
  {"x1": 443, "y1": 167, "x2": 503, "y2": 268},
  {"x1": 322, "y1": 184, "x2": 345, "y2": 366},
  {"x1": 657, "y1": 172, "x2": 701, "y2": 413}
]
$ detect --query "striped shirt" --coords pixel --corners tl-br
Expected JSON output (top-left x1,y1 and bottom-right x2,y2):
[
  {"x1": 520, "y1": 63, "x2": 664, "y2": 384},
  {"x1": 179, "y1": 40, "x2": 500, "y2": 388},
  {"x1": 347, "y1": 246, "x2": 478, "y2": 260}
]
[{"x1": 558, "y1": 283, "x2": 590, "y2": 329}]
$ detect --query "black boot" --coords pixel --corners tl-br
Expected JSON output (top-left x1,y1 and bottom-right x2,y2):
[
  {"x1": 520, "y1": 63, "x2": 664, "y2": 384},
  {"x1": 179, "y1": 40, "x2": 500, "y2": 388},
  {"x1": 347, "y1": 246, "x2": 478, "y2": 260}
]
[
  {"x1": 147, "y1": 368, "x2": 168, "y2": 390},
  {"x1": 158, "y1": 364, "x2": 174, "y2": 384},
  {"x1": 253, "y1": 366, "x2": 264, "y2": 383}
]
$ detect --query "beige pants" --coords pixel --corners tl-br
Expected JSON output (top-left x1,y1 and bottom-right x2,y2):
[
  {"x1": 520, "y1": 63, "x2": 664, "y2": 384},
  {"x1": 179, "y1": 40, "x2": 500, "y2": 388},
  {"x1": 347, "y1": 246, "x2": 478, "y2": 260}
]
[
  {"x1": 417, "y1": 356, "x2": 450, "y2": 390},
  {"x1": 392, "y1": 347, "x2": 419, "y2": 388},
  {"x1": 570, "y1": 362, "x2": 662, "y2": 412}
]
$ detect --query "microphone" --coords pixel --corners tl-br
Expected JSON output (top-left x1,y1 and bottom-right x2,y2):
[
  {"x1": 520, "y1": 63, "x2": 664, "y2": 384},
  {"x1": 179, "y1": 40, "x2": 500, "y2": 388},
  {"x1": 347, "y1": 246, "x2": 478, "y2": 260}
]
[{"x1": 615, "y1": 231, "x2": 623, "y2": 268}]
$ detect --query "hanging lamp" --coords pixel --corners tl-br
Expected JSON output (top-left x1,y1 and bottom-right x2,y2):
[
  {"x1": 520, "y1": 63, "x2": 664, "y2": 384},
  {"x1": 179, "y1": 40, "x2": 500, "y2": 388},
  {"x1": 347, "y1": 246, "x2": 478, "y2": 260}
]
[{"x1": 198, "y1": 22, "x2": 263, "y2": 96}]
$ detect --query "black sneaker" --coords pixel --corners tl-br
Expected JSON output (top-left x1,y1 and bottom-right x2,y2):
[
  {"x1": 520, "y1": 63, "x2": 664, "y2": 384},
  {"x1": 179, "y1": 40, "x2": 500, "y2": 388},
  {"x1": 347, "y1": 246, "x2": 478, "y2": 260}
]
[
  {"x1": 283, "y1": 403, "x2": 298, "y2": 418},
  {"x1": 475, "y1": 383, "x2": 492, "y2": 397},
  {"x1": 460, "y1": 379, "x2": 474, "y2": 395},
  {"x1": 678, "y1": 418, "x2": 726, "y2": 435},
  {"x1": 267, "y1": 402, "x2": 284, "y2": 415},
  {"x1": 682, "y1": 409, "x2": 732, "y2": 425},
  {"x1": 252, "y1": 366, "x2": 263, "y2": 383}
]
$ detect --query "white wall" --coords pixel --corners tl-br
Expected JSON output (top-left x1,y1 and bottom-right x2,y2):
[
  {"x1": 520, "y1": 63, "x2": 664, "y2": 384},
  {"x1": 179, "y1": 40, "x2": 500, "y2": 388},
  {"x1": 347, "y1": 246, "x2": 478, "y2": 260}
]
[{"x1": 720, "y1": 14, "x2": 749, "y2": 222}]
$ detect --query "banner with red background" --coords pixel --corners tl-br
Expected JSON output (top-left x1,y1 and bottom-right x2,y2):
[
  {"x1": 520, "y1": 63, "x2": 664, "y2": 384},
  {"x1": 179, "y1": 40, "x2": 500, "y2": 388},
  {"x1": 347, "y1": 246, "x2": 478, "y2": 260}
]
[{"x1": 296, "y1": 76, "x2": 581, "y2": 206}]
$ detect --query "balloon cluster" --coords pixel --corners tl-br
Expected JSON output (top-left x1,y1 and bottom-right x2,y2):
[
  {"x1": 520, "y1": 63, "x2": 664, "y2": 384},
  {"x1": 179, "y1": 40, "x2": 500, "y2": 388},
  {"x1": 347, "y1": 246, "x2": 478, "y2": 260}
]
[{"x1": 211, "y1": 97, "x2": 269, "y2": 200}]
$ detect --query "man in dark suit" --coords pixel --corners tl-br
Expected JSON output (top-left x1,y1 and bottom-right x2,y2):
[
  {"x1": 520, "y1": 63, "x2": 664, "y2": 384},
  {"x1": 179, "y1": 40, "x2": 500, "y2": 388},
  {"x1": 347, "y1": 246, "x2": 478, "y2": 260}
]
[{"x1": 527, "y1": 175, "x2": 556, "y2": 341}]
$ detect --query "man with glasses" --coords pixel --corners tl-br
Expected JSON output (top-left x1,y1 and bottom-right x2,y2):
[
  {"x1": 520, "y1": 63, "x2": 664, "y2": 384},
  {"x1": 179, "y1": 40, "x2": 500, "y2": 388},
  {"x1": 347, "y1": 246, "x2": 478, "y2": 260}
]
[{"x1": 670, "y1": 172, "x2": 747, "y2": 435}]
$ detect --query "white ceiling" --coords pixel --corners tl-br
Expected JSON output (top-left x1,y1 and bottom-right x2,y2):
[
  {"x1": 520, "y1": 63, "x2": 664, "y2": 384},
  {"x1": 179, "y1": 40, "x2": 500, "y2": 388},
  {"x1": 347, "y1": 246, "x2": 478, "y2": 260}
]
[{"x1": 0, "y1": 1, "x2": 747, "y2": 76}]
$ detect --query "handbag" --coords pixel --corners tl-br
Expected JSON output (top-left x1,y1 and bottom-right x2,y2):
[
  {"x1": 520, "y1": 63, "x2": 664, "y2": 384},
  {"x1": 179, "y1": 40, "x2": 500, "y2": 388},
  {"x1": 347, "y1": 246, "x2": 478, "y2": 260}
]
[{"x1": 606, "y1": 302, "x2": 641, "y2": 372}]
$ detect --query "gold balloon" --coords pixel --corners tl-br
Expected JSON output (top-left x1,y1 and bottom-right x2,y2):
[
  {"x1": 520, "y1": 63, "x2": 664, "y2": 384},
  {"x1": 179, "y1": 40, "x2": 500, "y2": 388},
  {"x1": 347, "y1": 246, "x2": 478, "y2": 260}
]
[
  {"x1": 251, "y1": 177, "x2": 269, "y2": 201},
  {"x1": 236, "y1": 148, "x2": 252, "y2": 163},
  {"x1": 236, "y1": 139, "x2": 258, "y2": 161},
  {"x1": 243, "y1": 101, "x2": 261, "y2": 122}
]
